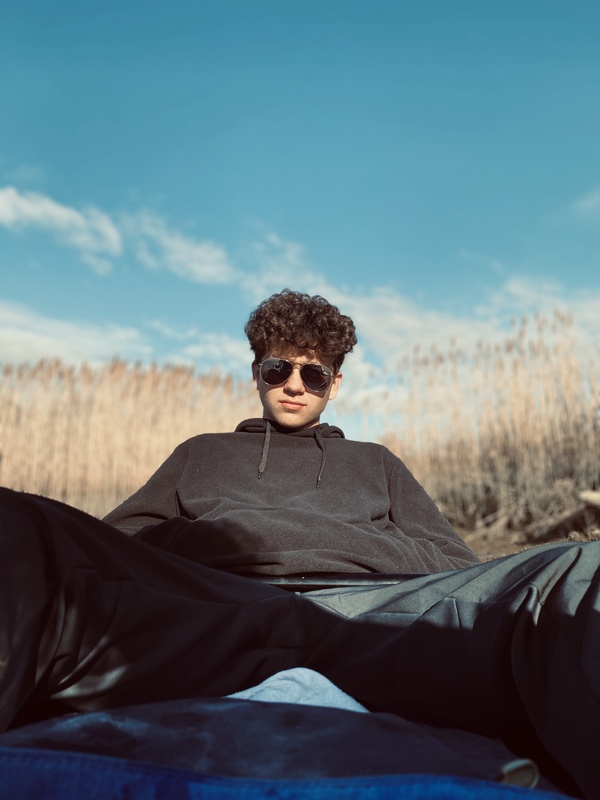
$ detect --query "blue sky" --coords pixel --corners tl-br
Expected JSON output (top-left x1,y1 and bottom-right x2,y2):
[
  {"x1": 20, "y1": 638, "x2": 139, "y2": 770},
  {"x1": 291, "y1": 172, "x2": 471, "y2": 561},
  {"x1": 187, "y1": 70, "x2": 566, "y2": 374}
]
[{"x1": 1, "y1": 0, "x2": 600, "y2": 418}]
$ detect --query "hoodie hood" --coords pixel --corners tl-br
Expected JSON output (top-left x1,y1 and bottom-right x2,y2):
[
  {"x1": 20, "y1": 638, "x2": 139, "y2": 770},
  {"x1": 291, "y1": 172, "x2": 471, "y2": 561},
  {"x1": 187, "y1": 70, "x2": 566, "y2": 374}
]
[{"x1": 235, "y1": 418, "x2": 344, "y2": 487}]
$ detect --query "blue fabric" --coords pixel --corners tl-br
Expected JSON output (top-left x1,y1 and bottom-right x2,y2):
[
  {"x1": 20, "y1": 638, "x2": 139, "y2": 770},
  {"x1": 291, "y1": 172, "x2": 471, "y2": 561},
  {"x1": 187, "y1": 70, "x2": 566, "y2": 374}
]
[{"x1": 0, "y1": 746, "x2": 570, "y2": 800}]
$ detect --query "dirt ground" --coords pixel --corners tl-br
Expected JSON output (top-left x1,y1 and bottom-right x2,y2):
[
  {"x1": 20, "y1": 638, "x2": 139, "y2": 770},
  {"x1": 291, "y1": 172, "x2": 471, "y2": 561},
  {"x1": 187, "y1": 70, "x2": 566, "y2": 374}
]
[
  {"x1": 455, "y1": 482, "x2": 600, "y2": 562},
  {"x1": 460, "y1": 519, "x2": 600, "y2": 563},
  {"x1": 459, "y1": 526, "x2": 558, "y2": 561}
]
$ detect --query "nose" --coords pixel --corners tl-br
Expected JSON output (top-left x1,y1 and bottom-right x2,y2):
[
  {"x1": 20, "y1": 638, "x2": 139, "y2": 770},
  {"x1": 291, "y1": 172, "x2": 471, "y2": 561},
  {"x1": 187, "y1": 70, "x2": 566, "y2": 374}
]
[{"x1": 283, "y1": 364, "x2": 305, "y2": 393}]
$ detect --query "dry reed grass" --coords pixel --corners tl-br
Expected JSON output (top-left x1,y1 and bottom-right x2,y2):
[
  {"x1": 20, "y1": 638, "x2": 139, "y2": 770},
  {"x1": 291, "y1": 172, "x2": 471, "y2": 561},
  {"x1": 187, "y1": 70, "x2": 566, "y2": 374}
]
[
  {"x1": 0, "y1": 359, "x2": 261, "y2": 517},
  {"x1": 1, "y1": 312, "x2": 598, "y2": 538},
  {"x1": 381, "y1": 312, "x2": 600, "y2": 534}
]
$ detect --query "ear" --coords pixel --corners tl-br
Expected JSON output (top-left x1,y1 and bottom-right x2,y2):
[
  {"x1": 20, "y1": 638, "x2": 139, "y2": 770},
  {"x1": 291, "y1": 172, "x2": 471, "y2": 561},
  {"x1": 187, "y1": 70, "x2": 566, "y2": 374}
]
[
  {"x1": 328, "y1": 371, "x2": 342, "y2": 401},
  {"x1": 251, "y1": 361, "x2": 260, "y2": 389}
]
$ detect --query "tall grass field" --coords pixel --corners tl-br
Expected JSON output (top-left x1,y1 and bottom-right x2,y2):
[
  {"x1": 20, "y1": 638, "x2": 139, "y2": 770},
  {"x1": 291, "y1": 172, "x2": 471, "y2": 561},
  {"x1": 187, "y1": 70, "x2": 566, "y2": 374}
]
[
  {"x1": 0, "y1": 360, "x2": 261, "y2": 517},
  {"x1": 1, "y1": 313, "x2": 598, "y2": 541},
  {"x1": 381, "y1": 312, "x2": 599, "y2": 538}
]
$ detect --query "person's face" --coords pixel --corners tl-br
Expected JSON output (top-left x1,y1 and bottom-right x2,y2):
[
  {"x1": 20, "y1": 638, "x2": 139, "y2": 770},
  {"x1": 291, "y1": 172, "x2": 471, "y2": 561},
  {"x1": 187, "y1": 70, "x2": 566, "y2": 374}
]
[{"x1": 252, "y1": 349, "x2": 342, "y2": 430}]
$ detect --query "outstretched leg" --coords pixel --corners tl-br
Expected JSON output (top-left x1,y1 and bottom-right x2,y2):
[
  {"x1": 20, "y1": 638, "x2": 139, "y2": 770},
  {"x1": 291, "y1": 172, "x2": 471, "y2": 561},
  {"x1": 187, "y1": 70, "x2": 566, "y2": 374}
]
[
  {"x1": 3, "y1": 487, "x2": 600, "y2": 796},
  {"x1": 306, "y1": 542, "x2": 600, "y2": 798},
  {"x1": 0, "y1": 487, "x2": 336, "y2": 728}
]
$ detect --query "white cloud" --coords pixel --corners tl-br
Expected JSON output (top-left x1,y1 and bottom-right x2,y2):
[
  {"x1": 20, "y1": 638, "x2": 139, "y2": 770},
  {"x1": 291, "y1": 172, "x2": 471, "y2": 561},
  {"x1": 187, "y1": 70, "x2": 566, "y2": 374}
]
[
  {"x1": 240, "y1": 232, "x2": 496, "y2": 361},
  {"x1": 2, "y1": 190, "x2": 598, "y2": 422},
  {"x1": 479, "y1": 275, "x2": 565, "y2": 314},
  {"x1": 128, "y1": 212, "x2": 237, "y2": 284},
  {"x1": 477, "y1": 277, "x2": 600, "y2": 350},
  {"x1": 175, "y1": 332, "x2": 252, "y2": 371},
  {"x1": 147, "y1": 320, "x2": 251, "y2": 371},
  {"x1": 148, "y1": 320, "x2": 200, "y2": 341},
  {"x1": 0, "y1": 187, "x2": 240, "y2": 284},
  {"x1": 344, "y1": 281, "x2": 600, "y2": 377},
  {"x1": 0, "y1": 186, "x2": 122, "y2": 274},
  {"x1": 318, "y1": 278, "x2": 599, "y2": 440},
  {"x1": 240, "y1": 231, "x2": 600, "y2": 378},
  {"x1": 240, "y1": 231, "x2": 333, "y2": 302},
  {"x1": 0, "y1": 300, "x2": 151, "y2": 364}
]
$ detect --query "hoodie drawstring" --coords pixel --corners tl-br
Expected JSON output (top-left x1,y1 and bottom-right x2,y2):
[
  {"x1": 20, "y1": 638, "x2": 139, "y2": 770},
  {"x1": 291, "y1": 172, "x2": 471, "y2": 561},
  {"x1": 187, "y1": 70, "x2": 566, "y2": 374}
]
[
  {"x1": 315, "y1": 427, "x2": 327, "y2": 489},
  {"x1": 257, "y1": 420, "x2": 271, "y2": 479},
  {"x1": 257, "y1": 421, "x2": 326, "y2": 488}
]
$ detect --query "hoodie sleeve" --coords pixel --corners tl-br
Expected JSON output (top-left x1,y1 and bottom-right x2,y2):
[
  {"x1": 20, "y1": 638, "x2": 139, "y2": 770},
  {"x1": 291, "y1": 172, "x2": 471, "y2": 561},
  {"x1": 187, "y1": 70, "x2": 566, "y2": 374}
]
[
  {"x1": 386, "y1": 455, "x2": 480, "y2": 572},
  {"x1": 103, "y1": 440, "x2": 191, "y2": 537}
]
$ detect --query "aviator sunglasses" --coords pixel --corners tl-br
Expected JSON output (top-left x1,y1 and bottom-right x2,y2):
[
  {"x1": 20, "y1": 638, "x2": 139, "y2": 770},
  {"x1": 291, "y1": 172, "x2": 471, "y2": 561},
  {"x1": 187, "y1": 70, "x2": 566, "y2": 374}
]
[{"x1": 258, "y1": 358, "x2": 334, "y2": 392}]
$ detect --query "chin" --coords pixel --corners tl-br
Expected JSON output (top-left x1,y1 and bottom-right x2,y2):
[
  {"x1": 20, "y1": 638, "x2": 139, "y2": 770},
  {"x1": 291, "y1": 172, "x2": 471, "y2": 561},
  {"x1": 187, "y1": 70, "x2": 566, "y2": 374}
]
[
  {"x1": 268, "y1": 411, "x2": 316, "y2": 430},
  {"x1": 277, "y1": 416, "x2": 306, "y2": 428}
]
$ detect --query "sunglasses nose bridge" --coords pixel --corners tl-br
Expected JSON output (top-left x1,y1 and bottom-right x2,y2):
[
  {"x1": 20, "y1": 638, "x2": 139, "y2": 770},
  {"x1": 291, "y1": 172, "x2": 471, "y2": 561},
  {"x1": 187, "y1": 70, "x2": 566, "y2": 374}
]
[{"x1": 284, "y1": 363, "x2": 306, "y2": 390}]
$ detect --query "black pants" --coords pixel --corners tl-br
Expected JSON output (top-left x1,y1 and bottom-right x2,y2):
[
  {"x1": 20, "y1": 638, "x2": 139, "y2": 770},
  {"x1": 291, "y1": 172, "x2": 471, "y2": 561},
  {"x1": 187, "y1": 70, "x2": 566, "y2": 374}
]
[{"x1": 1, "y1": 487, "x2": 598, "y2": 797}]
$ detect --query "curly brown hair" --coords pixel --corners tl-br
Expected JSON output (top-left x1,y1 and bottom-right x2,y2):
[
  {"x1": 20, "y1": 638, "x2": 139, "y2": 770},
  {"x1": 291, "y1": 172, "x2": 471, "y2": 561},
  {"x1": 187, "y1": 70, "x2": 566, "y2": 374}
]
[{"x1": 245, "y1": 289, "x2": 357, "y2": 372}]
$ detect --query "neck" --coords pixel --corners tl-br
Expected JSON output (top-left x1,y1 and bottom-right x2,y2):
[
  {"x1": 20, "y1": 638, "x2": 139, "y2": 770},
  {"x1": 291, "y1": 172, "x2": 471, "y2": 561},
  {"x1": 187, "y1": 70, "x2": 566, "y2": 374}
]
[{"x1": 263, "y1": 417, "x2": 322, "y2": 434}]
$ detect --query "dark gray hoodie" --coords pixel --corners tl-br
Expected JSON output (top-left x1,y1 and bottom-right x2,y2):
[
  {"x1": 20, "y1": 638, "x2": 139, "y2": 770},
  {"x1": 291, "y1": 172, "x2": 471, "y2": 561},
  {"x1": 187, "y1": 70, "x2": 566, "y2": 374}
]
[{"x1": 104, "y1": 419, "x2": 478, "y2": 575}]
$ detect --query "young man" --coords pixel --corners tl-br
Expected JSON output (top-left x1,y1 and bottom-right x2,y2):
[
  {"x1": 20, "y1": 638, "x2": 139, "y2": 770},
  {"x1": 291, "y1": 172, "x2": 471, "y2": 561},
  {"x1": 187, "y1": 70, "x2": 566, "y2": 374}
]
[
  {"x1": 103, "y1": 290, "x2": 478, "y2": 575},
  {"x1": 0, "y1": 290, "x2": 599, "y2": 797}
]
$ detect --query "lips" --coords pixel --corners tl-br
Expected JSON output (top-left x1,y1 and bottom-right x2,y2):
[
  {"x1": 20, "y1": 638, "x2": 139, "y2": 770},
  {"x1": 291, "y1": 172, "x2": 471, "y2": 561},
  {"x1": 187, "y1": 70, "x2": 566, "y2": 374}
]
[{"x1": 280, "y1": 401, "x2": 304, "y2": 410}]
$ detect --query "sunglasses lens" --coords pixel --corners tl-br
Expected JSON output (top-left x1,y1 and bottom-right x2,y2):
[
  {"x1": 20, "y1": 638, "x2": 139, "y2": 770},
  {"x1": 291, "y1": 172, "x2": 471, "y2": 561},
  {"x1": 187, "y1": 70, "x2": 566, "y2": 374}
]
[
  {"x1": 260, "y1": 359, "x2": 332, "y2": 391},
  {"x1": 300, "y1": 365, "x2": 331, "y2": 392},
  {"x1": 261, "y1": 359, "x2": 293, "y2": 385}
]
